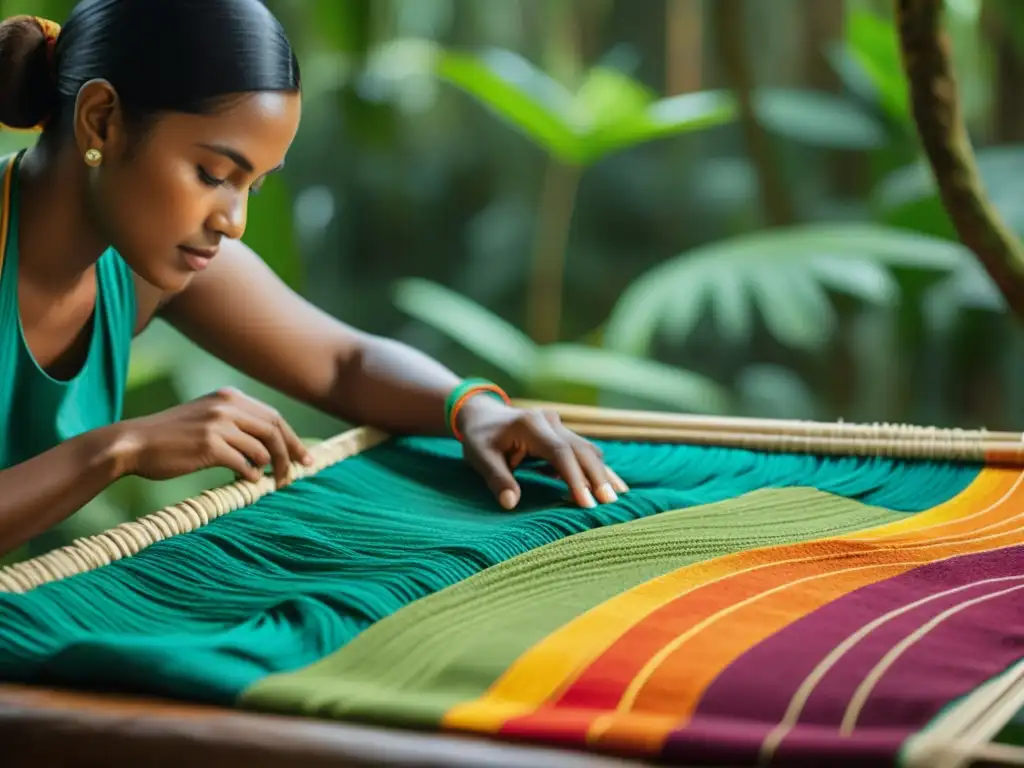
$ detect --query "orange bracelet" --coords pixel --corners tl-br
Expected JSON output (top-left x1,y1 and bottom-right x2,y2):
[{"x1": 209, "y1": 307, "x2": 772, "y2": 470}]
[{"x1": 446, "y1": 380, "x2": 511, "y2": 442}]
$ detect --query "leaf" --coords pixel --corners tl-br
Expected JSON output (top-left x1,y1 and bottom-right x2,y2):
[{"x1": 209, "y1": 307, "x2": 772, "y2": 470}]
[
  {"x1": 811, "y1": 257, "x2": 900, "y2": 306},
  {"x1": 530, "y1": 344, "x2": 731, "y2": 414},
  {"x1": 393, "y1": 278, "x2": 538, "y2": 376},
  {"x1": 584, "y1": 89, "x2": 738, "y2": 164},
  {"x1": 242, "y1": 174, "x2": 304, "y2": 292},
  {"x1": 709, "y1": 269, "x2": 754, "y2": 345},
  {"x1": 570, "y1": 66, "x2": 655, "y2": 135},
  {"x1": 432, "y1": 45, "x2": 736, "y2": 166},
  {"x1": 736, "y1": 364, "x2": 821, "y2": 420},
  {"x1": 603, "y1": 223, "x2": 972, "y2": 356},
  {"x1": 435, "y1": 47, "x2": 581, "y2": 164},
  {"x1": 875, "y1": 145, "x2": 1024, "y2": 238},
  {"x1": 659, "y1": 268, "x2": 712, "y2": 346},
  {"x1": 751, "y1": 267, "x2": 836, "y2": 351},
  {"x1": 843, "y1": 8, "x2": 911, "y2": 123},
  {"x1": 754, "y1": 88, "x2": 889, "y2": 150},
  {"x1": 924, "y1": 260, "x2": 1005, "y2": 332}
]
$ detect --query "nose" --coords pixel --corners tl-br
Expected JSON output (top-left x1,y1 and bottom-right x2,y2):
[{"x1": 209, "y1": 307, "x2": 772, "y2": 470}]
[{"x1": 208, "y1": 190, "x2": 248, "y2": 240}]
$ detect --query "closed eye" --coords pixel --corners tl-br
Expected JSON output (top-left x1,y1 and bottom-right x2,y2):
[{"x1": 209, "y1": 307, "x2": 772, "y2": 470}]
[{"x1": 197, "y1": 165, "x2": 226, "y2": 188}]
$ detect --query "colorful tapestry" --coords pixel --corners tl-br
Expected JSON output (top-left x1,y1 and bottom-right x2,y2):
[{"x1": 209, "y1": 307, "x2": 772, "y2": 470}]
[{"x1": 1, "y1": 434, "x2": 1022, "y2": 766}]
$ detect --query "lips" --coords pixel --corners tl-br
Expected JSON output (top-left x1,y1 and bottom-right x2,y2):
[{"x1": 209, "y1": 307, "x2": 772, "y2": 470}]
[{"x1": 179, "y1": 245, "x2": 218, "y2": 271}]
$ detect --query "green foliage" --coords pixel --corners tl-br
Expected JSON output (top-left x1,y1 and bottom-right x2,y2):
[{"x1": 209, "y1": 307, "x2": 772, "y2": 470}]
[
  {"x1": 434, "y1": 45, "x2": 738, "y2": 166},
  {"x1": 875, "y1": 145, "x2": 1024, "y2": 242},
  {"x1": 753, "y1": 88, "x2": 888, "y2": 151},
  {"x1": 603, "y1": 223, "x2": 973, "y2": 356},
  {"x1": 393, "y1": 278, "x2": 731, "y2": 413},
  {"x1": 433, "y1": 44, "x2": 890, "y2": 162},
  {"x1": 242, "y1": 174, "x2": 305, "y2": 292},
  {"x1": 836, "y1": 6, "x2": 912, "y2": 124}
]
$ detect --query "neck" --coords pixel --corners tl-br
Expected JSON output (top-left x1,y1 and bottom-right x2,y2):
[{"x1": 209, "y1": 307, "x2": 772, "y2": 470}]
[{"x1": 15, "y1": 142, "x2": 110, "y2": 292}]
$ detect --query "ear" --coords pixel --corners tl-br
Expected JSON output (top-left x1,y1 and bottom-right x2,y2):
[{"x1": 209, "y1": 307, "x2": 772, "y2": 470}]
[{"x1": 72, "y1": 79, "x2": 127, "y2": 160}]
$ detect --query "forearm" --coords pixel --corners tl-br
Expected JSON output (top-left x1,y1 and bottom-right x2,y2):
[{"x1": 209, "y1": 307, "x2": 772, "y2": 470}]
[
  {"x1": 0, "y1": 425, "x2": 128, "y2": 557},
  {"x1": 329, "y1": 334, "x2": 465, "y2": 436}
]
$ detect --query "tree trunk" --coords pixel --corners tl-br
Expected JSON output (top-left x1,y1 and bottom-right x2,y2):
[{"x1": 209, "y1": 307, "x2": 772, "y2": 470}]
[{"x1": 894, "y1": 0, "x2": 1024, "y2": 318}]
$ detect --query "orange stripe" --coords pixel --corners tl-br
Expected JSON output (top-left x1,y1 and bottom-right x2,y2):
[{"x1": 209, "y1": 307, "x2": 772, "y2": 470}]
[
  {"x1": 441, "y1": 470, "x2": 1014, "y2": 734},
  {"x1": 581, "y1": 480, "x2": 1024, "y2": 751}
]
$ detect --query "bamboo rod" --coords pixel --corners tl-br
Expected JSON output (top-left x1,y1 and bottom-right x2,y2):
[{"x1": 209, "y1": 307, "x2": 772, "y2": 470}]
[
  {"x1": 516, "y1": 400, "x2": 1024, "y2": 444},
  {"x1": 563, "y1": 422, "x2": 1022, "y2": 465}
]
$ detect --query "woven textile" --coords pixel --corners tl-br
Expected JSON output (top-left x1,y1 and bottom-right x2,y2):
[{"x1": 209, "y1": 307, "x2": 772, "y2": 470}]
[{"x1": 1, "y1": 435, "x2": 1021, "y2": 765}]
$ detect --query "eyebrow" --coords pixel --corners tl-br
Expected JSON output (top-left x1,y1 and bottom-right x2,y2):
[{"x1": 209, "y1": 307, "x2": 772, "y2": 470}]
[{"x1": 197, "y1": 143, "x2": 285, "y2": 175}]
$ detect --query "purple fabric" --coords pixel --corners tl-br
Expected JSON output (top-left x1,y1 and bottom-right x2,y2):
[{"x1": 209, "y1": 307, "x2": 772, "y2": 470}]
[
  {"x1": 659, "y1": 545, "x2": 1024, "y2": 765},
  {"x1": 661, "y1": 716, "x2": 906, "y2": 767}
]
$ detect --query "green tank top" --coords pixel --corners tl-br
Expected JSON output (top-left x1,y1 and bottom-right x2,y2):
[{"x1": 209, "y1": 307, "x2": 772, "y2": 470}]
[{"x1": 0, "y1": 151, "x2": 137, "y2": 469}]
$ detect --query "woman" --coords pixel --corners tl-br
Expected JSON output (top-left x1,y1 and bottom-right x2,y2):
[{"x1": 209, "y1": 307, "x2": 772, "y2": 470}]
[{"x1": 0, "y1": 0, "x2": 627, "y2": 557}]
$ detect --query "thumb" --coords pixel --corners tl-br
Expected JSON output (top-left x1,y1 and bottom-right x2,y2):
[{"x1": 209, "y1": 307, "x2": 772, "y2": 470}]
[{"x1": 468, "y1": 446, "x2": 522, "y2": 511}]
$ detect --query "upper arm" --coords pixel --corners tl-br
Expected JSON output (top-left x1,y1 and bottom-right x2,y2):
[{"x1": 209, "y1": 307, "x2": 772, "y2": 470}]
[{"x1": 156, "y1": 239, "x2": 367, "y2": 409}]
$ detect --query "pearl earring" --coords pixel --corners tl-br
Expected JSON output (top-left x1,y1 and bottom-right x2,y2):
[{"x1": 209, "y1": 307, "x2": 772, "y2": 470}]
[{"x1": 84, "y1": 148, "x2": 102, "y2": 167}]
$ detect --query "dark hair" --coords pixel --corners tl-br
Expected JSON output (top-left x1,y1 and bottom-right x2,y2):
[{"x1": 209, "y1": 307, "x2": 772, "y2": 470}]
[{"x1": 0, "y1": 0, "x2": 300, "y2": 137}]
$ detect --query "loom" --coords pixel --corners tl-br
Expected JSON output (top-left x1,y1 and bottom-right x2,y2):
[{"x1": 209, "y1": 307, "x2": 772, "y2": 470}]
[{"x1": 1, "y1": 402, "x2": 1023, "y2": 767}]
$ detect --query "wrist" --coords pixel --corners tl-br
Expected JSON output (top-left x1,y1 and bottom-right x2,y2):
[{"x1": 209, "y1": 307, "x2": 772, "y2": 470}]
[
  {"x1": 456, "y1": 391, "x2": 512, "y2": 434},
  {"x1": 91, "y1": 421, "x2": 142, "y2": 481},
  {"x1": 444, "y1": 378, "x2": 512, "y2": 441}
]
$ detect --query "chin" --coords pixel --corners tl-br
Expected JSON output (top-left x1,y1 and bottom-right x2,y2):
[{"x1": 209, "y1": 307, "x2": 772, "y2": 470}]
[{"x1": 126, "y1": 260, "x2": 195, "y2": 293}]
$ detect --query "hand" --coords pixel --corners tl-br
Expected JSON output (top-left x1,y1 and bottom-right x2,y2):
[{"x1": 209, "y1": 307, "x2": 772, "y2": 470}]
[
  {"x1": 114, "y1": 387, "x2": 313, "y2": 487},
  {"x1": 456, "y1": 396, "x2": 630, "y2": 511}
]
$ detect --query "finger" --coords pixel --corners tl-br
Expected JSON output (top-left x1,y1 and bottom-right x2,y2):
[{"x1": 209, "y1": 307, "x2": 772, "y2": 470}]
[
  {"x1": 271, "y1": 412, "x2": 313, "y2": 467},
  {"x1": 233, "y1": 392, "x2": 313, "y2": 467},
  {"x1": 541, "y1": 412, "x2": 613, "y2": 501},
  {"x1": 540, "y1": 410, "x2": 605, "y2": 456},
  {"x1": 223, "y1": 428, "x2": 273, "y2": 476},
  {"x1": 568, "y1": 437, "x2": 618, "y2": 504},
  {"x1": 606, "y1": 466, "x2": 630, "y2": 494},
  {"x1": 212, "y1": 438, "x2": 264, "y2": 483},
  {"x1": 508, "y1": 444, "x2": 527, "y2": 471},
  {"x1": 231, "y1": 412, "x2": 294, "y2": 487},
  {"x1": 525, "y1": 416, "x2": 596, "y2": 509},
  {"x1": 466, "y1": 446, "x2": 522, "y2": 511}
]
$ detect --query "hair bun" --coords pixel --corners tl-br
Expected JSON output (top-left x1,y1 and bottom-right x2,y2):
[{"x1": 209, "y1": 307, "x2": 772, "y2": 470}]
[{"x1": 0, "y1": 16, "x2": 60, "y2": 130}]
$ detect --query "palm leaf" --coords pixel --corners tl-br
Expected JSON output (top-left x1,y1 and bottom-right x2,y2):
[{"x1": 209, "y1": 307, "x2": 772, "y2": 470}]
[
  {"x1": 604, "y1": 223, "x2": 972, "y2": 355},
  {"x1": 530, "y1": 344, "x2": 731, "y2": 414},
  {"x1": 393, "y1": 278, "x2": 538, "y2": 376}
]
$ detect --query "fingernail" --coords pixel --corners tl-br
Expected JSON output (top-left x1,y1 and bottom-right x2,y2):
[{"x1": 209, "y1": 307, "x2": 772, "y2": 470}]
[
  {"x1": 581, "y1": 488, "x2": 598, "y2": 509},
  {"x1": 595, "y1": 483, "x2": 618, "y2": 504},
  {"x1": 608, "y1": 469, "x2": 630, "y2": 494},
  {"x1": 303, "y1": 454, "x2": 314, "y2": 466},
  {"x1": 499, "y1": 489, "x2": 518, "y2": 510}
]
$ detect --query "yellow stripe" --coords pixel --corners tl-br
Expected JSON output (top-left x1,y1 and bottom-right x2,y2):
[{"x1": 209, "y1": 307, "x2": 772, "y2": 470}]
[
  {"x1": 441, "y1": 469, "x2": 1015, "y2": 733},
  {"x1": 858, "y1": 470, "x2": 1015, "y2": 543}
]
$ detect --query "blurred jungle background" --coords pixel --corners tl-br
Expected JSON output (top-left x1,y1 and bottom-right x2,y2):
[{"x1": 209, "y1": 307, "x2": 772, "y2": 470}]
[{"x1": 2, "y1": 0, "x2": 1022, "y2": 561}]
